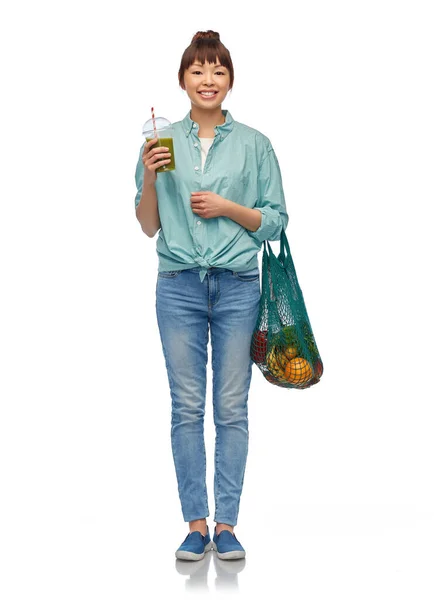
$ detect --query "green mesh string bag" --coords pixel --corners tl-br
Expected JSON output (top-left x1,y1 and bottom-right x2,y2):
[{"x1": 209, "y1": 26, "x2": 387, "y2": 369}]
[{"x1": 250, "y1": 230, "x2": 324, "y2": 389}]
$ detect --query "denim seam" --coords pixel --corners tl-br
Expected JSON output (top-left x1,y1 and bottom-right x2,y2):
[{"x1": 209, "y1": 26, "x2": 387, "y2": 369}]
[
  {"x1": 203, "y1": 322, "x2": 210, "y2": 515},
  {"x1": 233, "y1": 274, "x2": 259, "y2": 282},
  {"x1": 213, "y1": 274, "x2": 221, "y2": 308},
  {"x1": 211, "y1": 323, "x2": 220, "y2": 517}
]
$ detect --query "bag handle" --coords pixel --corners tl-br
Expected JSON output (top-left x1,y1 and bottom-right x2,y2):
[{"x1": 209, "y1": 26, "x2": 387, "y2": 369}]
[{"x1": 264, "y1": 229, "x2": 290, "y2": 269}]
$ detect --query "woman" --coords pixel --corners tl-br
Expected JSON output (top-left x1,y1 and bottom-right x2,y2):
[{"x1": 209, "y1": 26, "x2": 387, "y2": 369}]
[{"x1": 134, "y1": 30, "x2": 288, "y2": 560}]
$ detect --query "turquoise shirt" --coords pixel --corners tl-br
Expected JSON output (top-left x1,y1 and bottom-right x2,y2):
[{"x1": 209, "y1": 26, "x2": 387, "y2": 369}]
[{"x1": 134, "y1": 109, "x2": 289, "y2": 283}]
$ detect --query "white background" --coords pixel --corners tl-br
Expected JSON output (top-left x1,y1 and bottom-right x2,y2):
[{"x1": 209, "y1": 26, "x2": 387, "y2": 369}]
[{"x1": 1, "y1": 0, "x2": 433, "y2": 597}]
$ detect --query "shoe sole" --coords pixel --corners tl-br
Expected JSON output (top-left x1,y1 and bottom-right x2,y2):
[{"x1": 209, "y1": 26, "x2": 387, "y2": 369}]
[
  {"x1": 212, "y1": 541, "x2": 246, "y2": 560},
  {"x1": 175, "y1": 540, "x2": 213, "y2": 561}
]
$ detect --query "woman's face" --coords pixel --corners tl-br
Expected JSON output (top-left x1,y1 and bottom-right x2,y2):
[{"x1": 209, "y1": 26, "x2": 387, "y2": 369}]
[{"x1": 182, "y1": 59, "x2": 231, "y2": 109}]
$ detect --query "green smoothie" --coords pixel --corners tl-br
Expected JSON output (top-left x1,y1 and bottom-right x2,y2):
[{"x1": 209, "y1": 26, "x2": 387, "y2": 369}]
[{"x1": 145, "y1": 136, "x2": 176, "y2": 173}]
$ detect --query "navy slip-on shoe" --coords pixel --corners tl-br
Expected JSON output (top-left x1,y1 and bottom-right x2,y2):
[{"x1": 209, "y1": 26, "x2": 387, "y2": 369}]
[
  {"x1": 212, "y1": 527, "x2": 246, "y2": 560},
  {"x1": 175, "y1": 525, "x2": 213, "y2": 561}
]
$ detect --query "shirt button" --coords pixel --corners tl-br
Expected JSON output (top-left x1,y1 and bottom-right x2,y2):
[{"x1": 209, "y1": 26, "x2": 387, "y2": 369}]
[
  {"x1": 197, "y1": 220, "x2": 201, "y2": 225},
  {"x1": 194, "y1": 166, "x2": 199, "y2": 171},
  {"x1": 194, "y1": 143, "x2": 198, "y2": 147},
  {"x1": 193, "y1": 124, "x2": 197, "y2": 128}
]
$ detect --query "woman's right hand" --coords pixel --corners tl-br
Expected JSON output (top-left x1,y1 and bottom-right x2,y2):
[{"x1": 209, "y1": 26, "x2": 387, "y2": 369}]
[{"x1": 142, "y1": 137, "x2": 172, "y2": 186}]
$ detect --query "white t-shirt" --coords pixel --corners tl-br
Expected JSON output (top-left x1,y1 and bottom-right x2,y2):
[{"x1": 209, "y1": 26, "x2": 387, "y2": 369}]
[{"x1": 199, "y1": 137, "x2": 214, "y2": 170}]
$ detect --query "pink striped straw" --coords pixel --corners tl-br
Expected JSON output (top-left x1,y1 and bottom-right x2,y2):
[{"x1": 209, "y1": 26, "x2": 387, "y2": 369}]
[{"x1": 151, "y1": 107, "x2": 157, "y2": 138}]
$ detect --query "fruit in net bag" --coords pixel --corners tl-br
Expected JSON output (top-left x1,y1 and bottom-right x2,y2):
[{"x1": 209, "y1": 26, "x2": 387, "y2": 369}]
[
  {"x1": 251, "y1": 330, "x2": 268, "y2": 363},
  {"x1": 283, "y1": 345, "x2": 298, "y2": 360},
  {"x1": 252, "y1": 230, "x2": 323, "y2": 388},
  {"x1": 314, "y1": 359, "x2": 323, "y2": 379},
  {"x1": 275, "y1": 325, "x2": 301, "y2": 360},
  {"x1": 266, "y1": 345, "x2": 288, "y2": 381},
  {"x1": 284, "y1": 357, "x2": 313, "y2": 385}
]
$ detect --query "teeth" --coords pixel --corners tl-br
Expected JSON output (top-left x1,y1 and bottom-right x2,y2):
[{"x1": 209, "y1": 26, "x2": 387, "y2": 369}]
[{"x1": 199, "y1": 92, "x2": 217, "y2": 96}]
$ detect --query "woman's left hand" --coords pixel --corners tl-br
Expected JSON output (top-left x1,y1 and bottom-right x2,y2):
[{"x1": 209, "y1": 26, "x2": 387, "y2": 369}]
[{"x1": 190, "y1": 191, "x2": 229, "y2": 219}]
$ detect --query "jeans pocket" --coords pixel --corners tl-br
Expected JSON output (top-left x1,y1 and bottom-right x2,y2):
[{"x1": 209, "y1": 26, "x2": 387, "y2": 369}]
[
  {"x1": 232, "y1": 268, "x2": 260, "y2": 282},
  {"x1": 158, "y1": 270, "x2": 182, "y2": 278}
]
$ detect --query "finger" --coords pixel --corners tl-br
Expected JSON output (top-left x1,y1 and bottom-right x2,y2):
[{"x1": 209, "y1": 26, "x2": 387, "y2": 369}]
[
  {"x1": 151, "y1": 142, "x2": 169, "y2": 153},
  {"x1": 146, "y1": 159, "x2": 171, "y2": 172},
  {"x1": 145, "y1": 152, "x2": 171, "y2": 167},
  {"x1": 143, "y1": 137, "x2": 158, "y2": 155},
  {"x1": 143, "y1": 137, "x2": 164, "y2": 159},
  {"x1": 152, "y1": 151, "x2": 171, "y2": 161},
  {"x1": 144, "y1": 158, "x2": 169, "y2": 171},
  {"x1": 146, "y1": 137, "x2": 159, "y2": 149}
]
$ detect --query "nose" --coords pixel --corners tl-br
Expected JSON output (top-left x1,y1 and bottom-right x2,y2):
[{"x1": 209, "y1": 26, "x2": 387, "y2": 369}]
[{"x1": 203, "y1": 73, "x2": 216, "y2": 86}]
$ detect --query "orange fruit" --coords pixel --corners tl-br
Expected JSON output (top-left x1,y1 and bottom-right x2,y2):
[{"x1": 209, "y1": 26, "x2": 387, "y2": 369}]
[
  {"x1": 283, "y1": 345, "x2": 298, "y2": 361},
  {"x1": 284, "y1": 357, "x2": 313, "y2": 385}
]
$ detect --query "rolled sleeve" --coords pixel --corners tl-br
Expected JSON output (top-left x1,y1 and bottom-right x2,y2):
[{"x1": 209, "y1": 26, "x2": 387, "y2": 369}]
[
  {"x1": 248, "y1": 145, "x2": 289, "y2": 244},
  {"x1": 134, "y1": 143, "x2": 145, "y2": 209}
]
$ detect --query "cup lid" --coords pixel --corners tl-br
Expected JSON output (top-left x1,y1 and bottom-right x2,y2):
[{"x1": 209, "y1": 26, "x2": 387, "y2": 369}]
[{"x1": 142, "y1": 116, "x2": 172, "y2": 137}]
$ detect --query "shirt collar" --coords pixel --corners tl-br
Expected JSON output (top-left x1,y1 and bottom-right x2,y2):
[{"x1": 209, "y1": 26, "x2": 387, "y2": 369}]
[{"x1": 181, "y1": 109, "x2": 234, "y2": 140}]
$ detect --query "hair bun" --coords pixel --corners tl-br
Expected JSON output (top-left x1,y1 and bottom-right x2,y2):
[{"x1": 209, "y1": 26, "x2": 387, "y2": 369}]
[{"x1": 191, "y1": 30, "x2": 220, "y2": 43}]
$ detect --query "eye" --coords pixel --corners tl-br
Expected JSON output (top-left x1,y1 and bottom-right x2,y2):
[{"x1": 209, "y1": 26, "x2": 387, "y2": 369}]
[{"x1": 192, "y1": 70, "x2": 226, "y2": 75}]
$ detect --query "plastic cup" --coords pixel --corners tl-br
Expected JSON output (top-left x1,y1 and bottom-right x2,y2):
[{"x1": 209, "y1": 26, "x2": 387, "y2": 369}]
[{"x1": 142, "y1": 116, "x2": 176, "y2": 173}]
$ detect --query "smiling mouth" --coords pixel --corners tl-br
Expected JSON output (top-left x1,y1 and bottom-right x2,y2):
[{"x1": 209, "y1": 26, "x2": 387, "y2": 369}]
[{"x1": 198, "y1": 91, "x2": 218, "y2": 97}]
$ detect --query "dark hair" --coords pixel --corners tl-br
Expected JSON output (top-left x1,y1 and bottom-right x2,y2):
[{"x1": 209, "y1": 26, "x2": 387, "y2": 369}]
[{"x1": 178, "y1": 30, "x2": 234, "y2": 90}]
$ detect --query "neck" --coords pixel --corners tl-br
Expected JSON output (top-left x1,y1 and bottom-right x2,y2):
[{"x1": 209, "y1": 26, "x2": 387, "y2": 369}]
[{"x1": 190, "y1": 106, "x2": 226, "y2": 131}]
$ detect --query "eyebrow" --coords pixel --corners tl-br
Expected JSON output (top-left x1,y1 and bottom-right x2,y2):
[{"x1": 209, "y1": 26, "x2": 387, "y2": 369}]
[{"x1": 191, "y1": 63, "x2": 226, "y2": 69}]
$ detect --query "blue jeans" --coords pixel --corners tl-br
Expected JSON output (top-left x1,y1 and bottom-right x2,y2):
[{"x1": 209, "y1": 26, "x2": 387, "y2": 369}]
[{"x1": 155, "y1": 266, "x2": 261, "y2": 527}]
